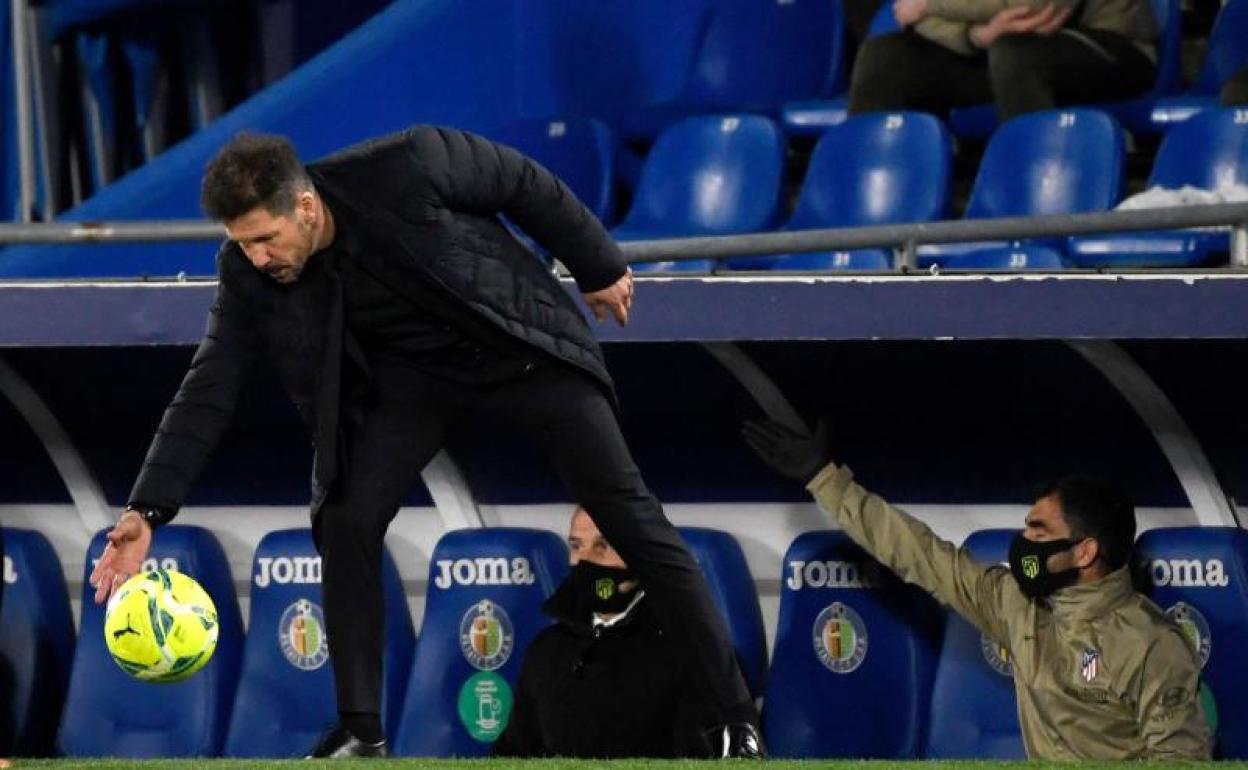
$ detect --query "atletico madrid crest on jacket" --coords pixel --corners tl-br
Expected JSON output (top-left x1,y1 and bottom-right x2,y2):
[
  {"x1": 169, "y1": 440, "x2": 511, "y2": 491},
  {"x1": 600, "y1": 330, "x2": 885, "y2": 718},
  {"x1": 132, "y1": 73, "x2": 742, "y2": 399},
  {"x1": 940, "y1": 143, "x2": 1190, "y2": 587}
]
[{"x1": 1080, "y1": 648, "x2": 1101, "y2": 682}]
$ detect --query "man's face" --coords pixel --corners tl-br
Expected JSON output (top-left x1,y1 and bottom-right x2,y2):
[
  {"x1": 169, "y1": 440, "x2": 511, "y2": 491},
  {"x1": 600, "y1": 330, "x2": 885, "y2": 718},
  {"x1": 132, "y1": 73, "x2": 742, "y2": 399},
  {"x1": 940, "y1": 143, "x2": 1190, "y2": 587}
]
[
  {"x1": 1023, "y1": 493, "x2": 1095, "y2": 573},
  {"x1": 567, "y1": 508, "x2": 628, "y2": 570},
  {"x1": 224, "y1": 198, "x2": 318, "y2": 284}
]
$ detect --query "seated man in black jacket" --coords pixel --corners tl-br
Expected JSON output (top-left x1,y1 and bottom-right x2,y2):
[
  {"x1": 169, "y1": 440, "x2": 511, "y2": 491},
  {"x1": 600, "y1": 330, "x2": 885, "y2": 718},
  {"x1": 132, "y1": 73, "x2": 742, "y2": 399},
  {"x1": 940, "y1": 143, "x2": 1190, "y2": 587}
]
[{"x1": 492, "y1": 506, "x2": 726, "y2": 758}]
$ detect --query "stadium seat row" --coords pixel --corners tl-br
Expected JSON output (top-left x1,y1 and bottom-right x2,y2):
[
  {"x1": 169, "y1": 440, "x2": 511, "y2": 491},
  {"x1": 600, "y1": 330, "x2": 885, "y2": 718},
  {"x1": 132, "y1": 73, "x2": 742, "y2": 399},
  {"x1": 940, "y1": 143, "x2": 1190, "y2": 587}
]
[
  {"x1": 506, "y1": 108, "x2": 1247, "y2": 272},
  {"x1": 2, "y1": 523, "x2": 1244, "y2": 758}
]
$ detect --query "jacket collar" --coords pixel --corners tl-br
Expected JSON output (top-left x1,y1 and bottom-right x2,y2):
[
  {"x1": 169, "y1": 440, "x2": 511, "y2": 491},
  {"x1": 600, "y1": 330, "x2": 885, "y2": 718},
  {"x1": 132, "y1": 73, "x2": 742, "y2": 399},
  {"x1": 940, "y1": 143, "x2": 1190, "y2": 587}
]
[{"x1": 1047, "y1": 566, "x2": 1136, "y2": 620}]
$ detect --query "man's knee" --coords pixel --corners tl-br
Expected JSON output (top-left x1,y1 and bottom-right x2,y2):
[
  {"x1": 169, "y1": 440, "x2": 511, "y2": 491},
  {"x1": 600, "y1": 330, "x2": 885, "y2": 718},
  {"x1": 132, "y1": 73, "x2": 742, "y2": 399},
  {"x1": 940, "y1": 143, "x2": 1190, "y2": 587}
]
[{"x1": 849, "y1": 34, "x2": 923, "y2": 109}]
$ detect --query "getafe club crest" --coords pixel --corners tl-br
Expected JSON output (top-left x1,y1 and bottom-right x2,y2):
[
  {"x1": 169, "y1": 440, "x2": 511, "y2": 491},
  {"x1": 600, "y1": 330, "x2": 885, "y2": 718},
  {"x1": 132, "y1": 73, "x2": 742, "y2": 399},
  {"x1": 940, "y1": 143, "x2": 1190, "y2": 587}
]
[
  {"x1": 1021, "y1": 555, "x2": 1040, "y2": 580},
  {"x1": 279, "y1": 598, "x2": 329, "y2": 671},
  {"x1": 1080, "y1": 648, "x2": 1101, "y2": 682},
  {"x1": 459, "y1": 599, "x2": 514, "y2": 671},
  {"x1": 980, "y1": 633, "x2": 1014, "y2": 677},
  {"x1": 1166, "y1": 601, "x2": 1212, "y2": 669},
  {"x1": 813, "y1": 602, "x2": 869, "y2": 674}
]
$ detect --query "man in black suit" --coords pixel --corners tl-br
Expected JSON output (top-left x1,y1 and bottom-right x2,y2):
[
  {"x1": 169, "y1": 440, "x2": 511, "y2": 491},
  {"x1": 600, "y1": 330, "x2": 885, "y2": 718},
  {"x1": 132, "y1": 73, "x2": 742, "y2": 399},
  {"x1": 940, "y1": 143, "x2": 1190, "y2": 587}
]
[{"x1": 88, "y1": 127, "x2": 761, "y2": 758}]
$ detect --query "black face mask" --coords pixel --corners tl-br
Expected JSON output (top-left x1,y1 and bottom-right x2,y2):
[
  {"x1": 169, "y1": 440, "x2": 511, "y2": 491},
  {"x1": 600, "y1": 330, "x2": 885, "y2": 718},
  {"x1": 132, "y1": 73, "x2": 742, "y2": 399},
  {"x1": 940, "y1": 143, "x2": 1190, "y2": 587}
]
[
  {"x1": 571, "y1": 561, "x2": 638, "y2": 615},
  {"x1": 1008, "y1": 533, "x2": 1081, "y2": 598}
]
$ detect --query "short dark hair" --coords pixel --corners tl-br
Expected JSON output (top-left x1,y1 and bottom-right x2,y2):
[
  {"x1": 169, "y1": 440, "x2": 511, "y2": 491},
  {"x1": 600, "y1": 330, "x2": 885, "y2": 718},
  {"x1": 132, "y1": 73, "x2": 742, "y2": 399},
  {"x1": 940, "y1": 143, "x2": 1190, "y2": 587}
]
[
  {"x1": 200, "y1": 133, "x2": 312, "y2": 221},
  {"x1": 1037, "y1": 476, "x2": 1136, "y2": 571}
]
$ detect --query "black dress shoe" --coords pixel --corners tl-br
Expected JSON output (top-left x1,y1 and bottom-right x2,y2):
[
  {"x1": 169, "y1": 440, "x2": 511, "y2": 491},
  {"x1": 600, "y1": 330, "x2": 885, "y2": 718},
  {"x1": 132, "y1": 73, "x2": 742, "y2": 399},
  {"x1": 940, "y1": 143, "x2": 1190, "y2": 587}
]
[
  {"x1": 703, "y1": 722, "x2": 766, "y2": 759},
  {"x1": 305, "y1": 725, "x2": 388, "y2": 758}
]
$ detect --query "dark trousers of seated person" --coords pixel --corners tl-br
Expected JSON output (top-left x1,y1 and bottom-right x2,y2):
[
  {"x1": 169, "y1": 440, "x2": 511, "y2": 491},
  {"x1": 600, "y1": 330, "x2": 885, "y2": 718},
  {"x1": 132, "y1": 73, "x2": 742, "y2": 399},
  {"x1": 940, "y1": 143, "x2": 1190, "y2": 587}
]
[{"x1": 848, "y1": 29, "x2": 1156, "y2": 120}]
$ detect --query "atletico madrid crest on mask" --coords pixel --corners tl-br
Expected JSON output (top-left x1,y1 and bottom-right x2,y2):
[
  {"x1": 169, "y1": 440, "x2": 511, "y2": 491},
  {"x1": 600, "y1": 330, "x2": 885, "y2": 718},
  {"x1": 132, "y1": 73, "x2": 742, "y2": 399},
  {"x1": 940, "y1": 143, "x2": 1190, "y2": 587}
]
[{"x1": 1080, "y1": 648, "x2": 1100, "y2": 682}]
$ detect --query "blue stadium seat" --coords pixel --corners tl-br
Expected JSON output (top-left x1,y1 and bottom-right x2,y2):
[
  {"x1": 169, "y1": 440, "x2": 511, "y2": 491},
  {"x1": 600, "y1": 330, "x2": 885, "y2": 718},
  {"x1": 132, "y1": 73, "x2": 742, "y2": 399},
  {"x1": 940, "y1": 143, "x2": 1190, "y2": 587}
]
[
  {"x1": 950, "y1": 0, "x2": 1183, "y2": 139},
  {"x1": 613, "y1": 114, "x2": 786, "y2": 273},
  {"x1": 925, "y1": 529, "x2": 1025, "y2": 759},
  {"x1": 489, "y1": 117, "x2": 617, "y2": 226},
  {"x1": 941, "y1": 246, "x2": 1067, "y2": 270},
  {"x1": 764, "y1": 531, "x2": 944, "y2": 758},
  {"x1": 677, "y1": 526, "x2": 768, "y2": 699},
  {"x1": 614, "y1": 0, "x2": 845, "y2": 140},
  {"x1": 780, "y1": 3, "x2": 899, "y2": 137},
  {"x1": 723, "y1": 112, "x2": 951, "y2": 271},
  {"x1": 1135, "y1": 526, "x2": 1248, "y2": 759},
  {"x1": 1150, "y1": 0, "x2": 1248, "y2": 129},
  {"x1": 391, "y1": 528, "x2": 568, "y2": 757},
  {"x1": 223, "y1": 529, "x2": 416, "y2": 757},
  {"x1": 0, "y1": 528, "x2": 75, "y2": 756},
  {"x1": 920, "y1": 109, "x2": 1124, "y2": 268},
  {"x1": 59, "y1": 525, "x2": 244, "y2": 757},
  {"x1": 1067, "y1": 108, "x2": 1248, "y2": 268}
]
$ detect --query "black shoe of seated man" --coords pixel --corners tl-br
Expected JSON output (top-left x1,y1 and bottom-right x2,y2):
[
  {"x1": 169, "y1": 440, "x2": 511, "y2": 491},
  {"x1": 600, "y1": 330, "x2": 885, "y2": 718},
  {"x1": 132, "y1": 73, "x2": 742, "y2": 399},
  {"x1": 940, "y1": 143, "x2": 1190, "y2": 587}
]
[
  {"x1": 704, "y1": 722, "x2": 766, "y2": 759},
  {"x1": 305, "y1": 725, "x2": 388, "y2": 759}
]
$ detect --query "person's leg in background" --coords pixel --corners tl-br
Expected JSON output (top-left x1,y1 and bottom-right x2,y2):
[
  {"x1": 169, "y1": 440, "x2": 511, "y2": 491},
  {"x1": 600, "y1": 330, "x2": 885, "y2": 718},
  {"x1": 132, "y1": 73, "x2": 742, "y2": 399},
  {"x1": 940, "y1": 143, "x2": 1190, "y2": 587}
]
[
  {"x1": 849, "y1": 30, "x2": 992, "y2": 114},
  {"x1": 1221, "y1": 65, "x2": 1248, "y2": 106},
  {"x1": 988, "y1": 30, "x2": 1156, "y2": 120}
]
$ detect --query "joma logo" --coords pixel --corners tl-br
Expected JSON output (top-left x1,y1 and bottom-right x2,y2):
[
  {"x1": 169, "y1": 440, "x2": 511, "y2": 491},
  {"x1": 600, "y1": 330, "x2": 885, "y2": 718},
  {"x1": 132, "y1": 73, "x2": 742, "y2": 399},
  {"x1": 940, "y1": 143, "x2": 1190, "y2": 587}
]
[
  {"x1": 1147, "y1": 559, "x2": 1229, "y2": 588},
  {"x1": 433, "y1": 557, "x2": 535, "y2": 589},
  {"x1": 786, "y1": 560, "x2": 882, "y2": 590},
  {"x1": 255, "y1": 556, "x2": 322, "y2": 587}
]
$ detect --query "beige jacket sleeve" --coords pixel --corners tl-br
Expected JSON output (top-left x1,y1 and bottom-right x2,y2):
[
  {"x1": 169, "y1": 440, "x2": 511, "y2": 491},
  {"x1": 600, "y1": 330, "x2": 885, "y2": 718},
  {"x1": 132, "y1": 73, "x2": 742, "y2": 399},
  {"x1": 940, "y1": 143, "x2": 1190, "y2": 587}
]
[
  {"x1": 807, "y1": 463, "x2": 1014, "y2": 641},
  {"x1": 1134, "y1": 629, "x2": 1214, "y2": 759},
  {"x1": 926, "y1": 0, "x2": 1076, "y2": 24},
  {"x1": 912, "y1": 16, "x2": 978, "y2": 55}
]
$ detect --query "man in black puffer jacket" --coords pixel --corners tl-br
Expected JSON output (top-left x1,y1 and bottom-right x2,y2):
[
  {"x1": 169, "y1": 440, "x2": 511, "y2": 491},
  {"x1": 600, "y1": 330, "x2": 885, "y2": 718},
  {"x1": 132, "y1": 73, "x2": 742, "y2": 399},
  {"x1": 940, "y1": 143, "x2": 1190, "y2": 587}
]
[{"x1": 87, "y1": 127, "x2": 762, "y2": 758}]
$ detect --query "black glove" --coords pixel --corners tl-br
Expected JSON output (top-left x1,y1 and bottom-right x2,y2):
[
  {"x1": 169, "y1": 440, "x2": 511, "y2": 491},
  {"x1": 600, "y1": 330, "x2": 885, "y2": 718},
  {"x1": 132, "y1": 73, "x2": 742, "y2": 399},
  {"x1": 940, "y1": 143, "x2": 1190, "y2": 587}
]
[{"x1": 741, "y1": 418, "x2": 832, "y2": 484}]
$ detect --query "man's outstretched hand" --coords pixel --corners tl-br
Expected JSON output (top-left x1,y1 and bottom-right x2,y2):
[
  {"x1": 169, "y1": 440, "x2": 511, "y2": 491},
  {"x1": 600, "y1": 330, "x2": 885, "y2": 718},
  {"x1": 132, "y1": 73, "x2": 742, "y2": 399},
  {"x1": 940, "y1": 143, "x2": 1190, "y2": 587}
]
[
  {"x1": 742, "y1": 419, "x2": 833, "y2": 483},
  {"x1": 89, "y1": 511, "x2": 153, "y2": 605}
]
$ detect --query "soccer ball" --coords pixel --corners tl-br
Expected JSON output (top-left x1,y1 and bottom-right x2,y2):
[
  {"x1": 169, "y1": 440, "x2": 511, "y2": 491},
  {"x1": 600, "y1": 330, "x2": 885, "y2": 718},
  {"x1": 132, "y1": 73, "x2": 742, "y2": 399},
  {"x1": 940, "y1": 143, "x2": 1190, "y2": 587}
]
[{"x1": 103, "y1": 568, "x2": 219, "y2": 683}]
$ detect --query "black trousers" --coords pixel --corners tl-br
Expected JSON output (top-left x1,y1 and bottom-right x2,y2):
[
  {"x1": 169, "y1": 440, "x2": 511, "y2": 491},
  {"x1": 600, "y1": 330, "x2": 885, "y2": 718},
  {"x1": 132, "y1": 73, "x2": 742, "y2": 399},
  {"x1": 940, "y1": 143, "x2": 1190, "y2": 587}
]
[
  {"x1": 1223, "y1": 66, "x2": 1248, "y2": 107},
  {"x1": 848, "y1": 28, "x2": 1157, "y2": 120},
  {"x1": 313, "y1": 360, "x2": 754, "y2": 730}
]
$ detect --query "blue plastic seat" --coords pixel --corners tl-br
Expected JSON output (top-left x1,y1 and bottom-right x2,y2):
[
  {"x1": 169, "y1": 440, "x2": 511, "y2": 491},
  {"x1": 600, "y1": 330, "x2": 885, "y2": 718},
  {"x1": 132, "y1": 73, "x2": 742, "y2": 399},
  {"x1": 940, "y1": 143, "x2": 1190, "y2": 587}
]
[
  {"x1": 0, "y1": 528, "x2": 75, "y2": 756},
  {"x1": 1135, "y1": 527, "x2": 1248, "y2": 758},
  {"x1": 920, "y1": 109, "x2": 1124, "y2": 268},
  {"x1": 490, "y1": 117, "x2": 617, "y2": 226},
  {"x1": 1150, "y1": 0, "x2": 1248, "y2": 129},
  {"x1": 677, "y1": 527, "x2": 768, "y2": 699},
  {"x1": 764, "y1": 531, "x2": 944, "y2": 758},
  {"x1": 59, "y1": 525, "x2": 244, "y2": 757},
  {"x1": 391, "y1": 528, "x2": 568, "y2": 757},
  {"x1": 613, "y1": 114, "x2": 786, "y2": 273},
  {"x1": 941, "y1": 246, "x2": 1067, "y2": 270},
  {"x1": 950, "y1": 0, "x2": 1183, "y2": 139},
  {"x1": 614, "y1": 0, "x2": 845, "y2": 141},
  {"x1": 1067, "y1": 108, "x2": 1248, "y2": 267},
  {"x1": 723, "y1": 112, "x2": 951, "y2": 271},
  {"x1": 223, "y1": 529, "x2": 416, "y2": 757},
  {"x1": 780, "y1": 3, "x2": 899, "y2": 137},
  {"x1": 925, "y1": 529, "x2": 1025, "y2": 759}
]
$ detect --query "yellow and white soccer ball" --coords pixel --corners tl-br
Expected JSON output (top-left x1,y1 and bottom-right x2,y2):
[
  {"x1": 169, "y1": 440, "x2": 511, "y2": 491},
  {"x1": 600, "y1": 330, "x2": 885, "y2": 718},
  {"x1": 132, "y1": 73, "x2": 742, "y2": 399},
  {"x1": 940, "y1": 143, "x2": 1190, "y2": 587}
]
[{"x1": 103, "y1": 568, "x2": 219, "y2": 683}]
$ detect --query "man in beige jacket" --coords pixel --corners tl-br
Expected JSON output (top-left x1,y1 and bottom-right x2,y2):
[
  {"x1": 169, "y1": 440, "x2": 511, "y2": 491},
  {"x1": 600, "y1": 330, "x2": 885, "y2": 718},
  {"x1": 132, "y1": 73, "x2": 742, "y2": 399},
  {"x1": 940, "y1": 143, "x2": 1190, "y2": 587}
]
[
  {"x1": 744, "y1": 419, "x2": 1210, "y2": 760},
  {"x1": 847, "y1": 0, "x2": 1159, "y2": 120}
]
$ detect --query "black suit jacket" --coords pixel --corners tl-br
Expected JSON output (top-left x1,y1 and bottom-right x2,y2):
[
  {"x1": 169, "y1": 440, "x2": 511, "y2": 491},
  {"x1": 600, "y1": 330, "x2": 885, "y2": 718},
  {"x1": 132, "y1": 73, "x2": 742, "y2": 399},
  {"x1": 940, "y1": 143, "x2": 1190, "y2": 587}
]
[{"x1": 129, "y1": 126, "x2": 627, "y2": 516}]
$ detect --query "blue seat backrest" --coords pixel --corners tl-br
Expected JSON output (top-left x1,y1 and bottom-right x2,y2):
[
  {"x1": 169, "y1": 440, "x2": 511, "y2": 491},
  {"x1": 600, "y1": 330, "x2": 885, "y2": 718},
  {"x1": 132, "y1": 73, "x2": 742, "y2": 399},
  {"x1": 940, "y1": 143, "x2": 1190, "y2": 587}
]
[
  {"x1": 1135, "y1": 526, "x2": 1248, "y2": 759},
  {"x1": 926, "y1": 528, "x2": 1025, "y2": 759},
  {"x1": 1149, "y1": 108, "x2": 1248, "y2": 189},
  {"x1": 677, "y1": 526, "x2": 768, "y2": 699},
  {"x1": 490, "y1": 117, "x2": 616, "y2": 224},
  {"x1": 59, "y1": 525, "x2": 244, "y2": 757},
  {"x1": 682, "y1": 0, "x2": 844, "y2": 107},
  {"x1": 764, "y1": 531, "x2": 944, "y2": 757},
  {"x1": 391, "y1": 528, "x2": 568, "y2": 757},
  {"x1": 615, "y1": 114, "x2": 785, "y2": 237},
  {"x1": 0, "y1": 528, "x2": 75, "y2": 755},
  {"x1": 966, "y1": 110, "x2": 1124, "y2": 220},
  {"x1": 223, "y1": 529, "x2": 416, "y2": 757},
  {"x1": 1148, "y1": 0, "x2": 1184, "y2": 97},
  {"x1": 1192, "y1": 0, "x2": 1248, "y2": 96},
  {"x1": 787, "y1": 112, "x2": 951, "y2": 230}
]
